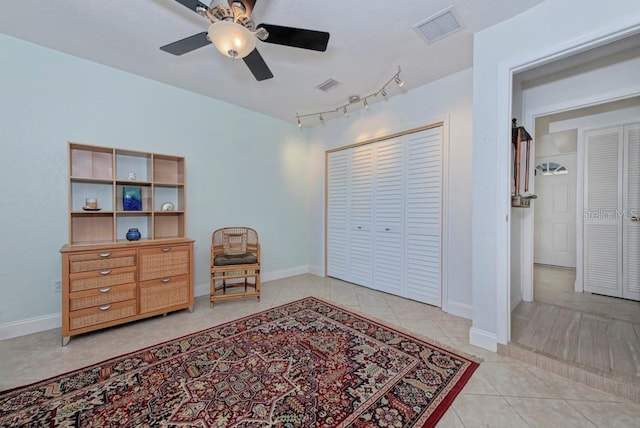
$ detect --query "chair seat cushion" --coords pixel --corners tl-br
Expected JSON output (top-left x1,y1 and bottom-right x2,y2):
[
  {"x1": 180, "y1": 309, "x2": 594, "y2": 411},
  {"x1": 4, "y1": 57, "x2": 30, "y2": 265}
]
[{"x1": 214, "y1": 253, "x2": 258, "y2": 266}]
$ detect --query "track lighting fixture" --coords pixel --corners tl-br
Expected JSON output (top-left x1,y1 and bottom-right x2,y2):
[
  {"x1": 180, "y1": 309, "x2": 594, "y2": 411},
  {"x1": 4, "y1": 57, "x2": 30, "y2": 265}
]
[{"x1": 294, "y1": 66, "x2": 404, "y2": 127}]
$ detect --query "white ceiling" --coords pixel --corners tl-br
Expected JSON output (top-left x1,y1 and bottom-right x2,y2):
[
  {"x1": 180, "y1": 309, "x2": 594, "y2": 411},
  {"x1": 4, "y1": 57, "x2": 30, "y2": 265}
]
[{"x1": 0, "y1": 0, "x2": 545, "y2": 125}]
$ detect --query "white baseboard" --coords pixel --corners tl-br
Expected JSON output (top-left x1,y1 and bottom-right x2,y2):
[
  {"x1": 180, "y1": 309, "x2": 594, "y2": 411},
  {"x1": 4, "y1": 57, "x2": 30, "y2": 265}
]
[
  {"x1": 308, "y1": 265, "x2": 324, "y2": 277},
  {"x1": 194, "y1": 282, "x2": 210, "y2": 297},
  {"x1": 0, "y1": 266, "x2": 313, "y2": 341},
  {"x1": 445, "y1": 300, "x2": 472, "y2": 320},
  {"x1": 0, "y1": 313, "x2": 61, "y2": 341},
  {"x1": 194, "y1": 265, "x2": 312, "y2": 298},
  {"x1": 511, "y1": 291, "x2": 523, "y2": 312},
  {"x1": 262, "y1": 265, "x2": 309, "y2": 283},
  {"x1": 469, "y1": 327, "x2": 498, "y2": 352}
]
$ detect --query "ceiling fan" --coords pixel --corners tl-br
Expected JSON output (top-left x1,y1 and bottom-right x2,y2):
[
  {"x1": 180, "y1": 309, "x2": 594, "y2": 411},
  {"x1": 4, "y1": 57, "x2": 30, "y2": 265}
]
[{"x1": 160, "y1": 0, "x2": 330, "y2": 81}]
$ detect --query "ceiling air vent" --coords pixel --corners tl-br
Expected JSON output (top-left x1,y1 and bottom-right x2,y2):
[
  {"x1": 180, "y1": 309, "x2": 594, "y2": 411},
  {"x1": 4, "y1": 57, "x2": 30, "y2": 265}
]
[
  {"x1": 414, "y1": 7, "x2": 463, "y2": 44},
  {"x1": 316, "y1": 78, "x2": 340, "y2": 92}
]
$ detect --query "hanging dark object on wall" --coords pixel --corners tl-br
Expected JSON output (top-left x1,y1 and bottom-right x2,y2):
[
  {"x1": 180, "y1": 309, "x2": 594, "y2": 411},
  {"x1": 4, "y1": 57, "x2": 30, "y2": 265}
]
[{"x1": 511, "y1": 118, "x2": 537, "y2": 208}]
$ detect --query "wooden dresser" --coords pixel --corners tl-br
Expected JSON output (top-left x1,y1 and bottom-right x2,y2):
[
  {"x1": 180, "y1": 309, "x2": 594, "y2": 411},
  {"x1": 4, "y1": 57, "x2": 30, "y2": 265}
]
[
  {"x1": 60, "y1": 143, "x2": 194, "y2": 345},
  {"x1": 61, "y1": 239, "x2": 193, "y2": 345}
]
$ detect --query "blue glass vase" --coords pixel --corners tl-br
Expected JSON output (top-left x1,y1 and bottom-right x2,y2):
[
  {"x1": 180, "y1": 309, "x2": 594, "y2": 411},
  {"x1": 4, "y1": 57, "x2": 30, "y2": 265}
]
[{"x1": 126, "y1": 228, "x2": 141, "y2": 241}]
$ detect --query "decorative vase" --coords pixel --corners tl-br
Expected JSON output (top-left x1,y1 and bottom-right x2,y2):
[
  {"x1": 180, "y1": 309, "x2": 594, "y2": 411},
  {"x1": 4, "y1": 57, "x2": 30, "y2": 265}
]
[{"x1": 126, "y1": 228, "x2": 141, "y2": 241}]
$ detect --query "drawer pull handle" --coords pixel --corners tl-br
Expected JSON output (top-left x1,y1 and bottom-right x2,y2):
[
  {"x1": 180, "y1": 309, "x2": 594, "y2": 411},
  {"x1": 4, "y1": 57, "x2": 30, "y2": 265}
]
[
  {"x1": 100, "y1": 269, "x2": 111, "y2": 275},
  {"x1": 161, "y1": 277, "x2": 171, "y2": 283},
  {"x1": 99, "y1": 252, "x2": 111, "y2": 258},
  {"x1": 99, "y1": 304, "x2": 111, "y2": 311},
  {"x1": 161, "y1": 247, "x2": 171, "y2": 252},
  {"x1": 99, "y1": 287, "x2": 112, "y2": 293}
]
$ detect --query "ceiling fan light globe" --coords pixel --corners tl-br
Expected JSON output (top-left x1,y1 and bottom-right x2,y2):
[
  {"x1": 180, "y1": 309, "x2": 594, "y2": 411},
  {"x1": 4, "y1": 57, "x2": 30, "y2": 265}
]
[{"x1": 207, "y1": 22, "x2": 256, "y2": 59}]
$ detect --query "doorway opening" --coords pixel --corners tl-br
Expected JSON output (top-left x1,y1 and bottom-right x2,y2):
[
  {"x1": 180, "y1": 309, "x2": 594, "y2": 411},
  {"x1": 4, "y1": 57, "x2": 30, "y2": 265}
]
[{"x1": 506, "y1": 34, "x2": 640, "y2": 399}]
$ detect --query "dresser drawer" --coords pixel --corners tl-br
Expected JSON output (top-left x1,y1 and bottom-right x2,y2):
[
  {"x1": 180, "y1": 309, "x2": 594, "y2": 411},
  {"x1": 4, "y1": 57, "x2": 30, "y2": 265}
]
[
  {"x1": 139, "y1": 245, "x2": 190, "y2": 281},
  {"x1": 69, "y1": 299, "x2": 137, "y2": 331},
  {"x1": 69, "y1": 283, "x2": 137, "y2": 311},
  {"x1": 69, "y1": 250, "x2": 136, "y2": 273},
  {"x1": 139, "y1": 275, "x2": 190, "y2": 314},
  {"x1": 69, "y1": 266, "x2": 136, "y2": 292}
]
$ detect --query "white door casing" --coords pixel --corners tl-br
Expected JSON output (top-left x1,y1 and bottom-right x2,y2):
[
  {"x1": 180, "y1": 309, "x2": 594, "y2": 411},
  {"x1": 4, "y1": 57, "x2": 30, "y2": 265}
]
[
  {"x1": 534, "y1": 154, "x2": 577, "y2": 268},
  {"x1": 623, "y1": 124, "x2": 640, "y2": 301}
]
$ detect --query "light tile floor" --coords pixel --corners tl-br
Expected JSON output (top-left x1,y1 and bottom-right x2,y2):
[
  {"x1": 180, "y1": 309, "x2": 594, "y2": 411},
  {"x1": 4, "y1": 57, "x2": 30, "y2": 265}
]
[
  {"x1": 2, "y1": 274, "x2": 640, "y2": 427},
  {"x1": 533, "y1": 265, "x2": 640, "y2": 324}
]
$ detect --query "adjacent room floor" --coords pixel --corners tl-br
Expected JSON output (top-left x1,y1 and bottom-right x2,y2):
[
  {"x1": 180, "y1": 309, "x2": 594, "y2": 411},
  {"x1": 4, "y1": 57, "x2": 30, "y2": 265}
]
[
  {"x1": 511, "y1": 265, "x2": 640, "y2": 398},
  {"x1": 2, "y1": 274, "x2": 640, "y2": 426}
]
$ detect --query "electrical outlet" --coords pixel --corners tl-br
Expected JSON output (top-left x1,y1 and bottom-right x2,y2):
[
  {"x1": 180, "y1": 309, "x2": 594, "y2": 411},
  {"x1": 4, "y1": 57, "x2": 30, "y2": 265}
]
[{"x1": 52, "y1": 280, "x2": 62, "y2": 293}]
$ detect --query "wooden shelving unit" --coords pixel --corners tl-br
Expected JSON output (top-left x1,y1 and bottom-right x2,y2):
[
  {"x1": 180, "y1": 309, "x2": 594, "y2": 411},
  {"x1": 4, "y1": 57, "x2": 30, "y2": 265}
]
[
  {"x1": 67, "y1": 143, "x2": 186, "y2": 244},
  {"x1": 61, "y1": 142, "x2": 193, "y2": 345}
]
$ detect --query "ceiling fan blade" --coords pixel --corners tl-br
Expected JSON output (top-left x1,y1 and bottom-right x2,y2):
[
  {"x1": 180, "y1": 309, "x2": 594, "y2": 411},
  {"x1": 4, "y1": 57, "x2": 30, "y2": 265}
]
[
  {"x1": 243, "y1": 48, "x2": 273, "y2": 81},
  {"x1": 160, "y1": 32, "x2": 210, "y2": 55},
  {"x1": 173, "y1": 0, "x2": 209, "y2": 14},
  {"x1": 257, "y1": 24, "x2": 330, "y2": 52},
  {"x1": 227, "y1": 0, "x2": 256, "y2": 19}
]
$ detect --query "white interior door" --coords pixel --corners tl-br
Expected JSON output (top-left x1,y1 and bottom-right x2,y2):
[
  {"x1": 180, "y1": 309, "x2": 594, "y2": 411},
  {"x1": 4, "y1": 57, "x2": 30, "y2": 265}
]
[
  {"x1": 584, "y1": 127, "x2": 623, "y2": 298},
  {"x1": 404, "y1": 128, "x2": 442, "y2": 306},
  {"x1": 348, "y1": 145, "x2": 374, "y2": 286},
  {"x1": 533, "y1": 154, "x2": 577, "y2": 268},
  {"x1": 326, "y1": 127, "x2": 443, "y2": 307},
  {"x1": 327, "y1": 150, "x2": 349, "y2": 279},
  {"x1": 373, "y1": 139, "x2": 404, "y2": 295}
]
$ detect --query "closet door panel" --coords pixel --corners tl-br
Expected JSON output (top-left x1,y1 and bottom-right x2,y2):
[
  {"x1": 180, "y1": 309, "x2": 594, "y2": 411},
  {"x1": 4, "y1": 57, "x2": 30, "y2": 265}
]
[
  {"x1": 405, "y1": 128, "x2": 442, "y2": 305},
  {"x1": 348, "y1": 145, "x2": 374, "y2": 286},
  {"x1": 327, "y1": 151, "x2": 349, "y2": 279},
  {"x1": 374, "y1": 139, "x2": 404, "y2": 295},
  {"x1": 584, "y1": 127, "x2": 622, "y2": 297},
  {"x1": 623, "y1": 124, "x2": 640, "y2": 301}
]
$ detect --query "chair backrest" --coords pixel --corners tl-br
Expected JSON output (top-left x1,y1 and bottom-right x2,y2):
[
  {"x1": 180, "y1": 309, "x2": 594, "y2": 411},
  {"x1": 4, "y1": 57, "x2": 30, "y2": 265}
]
[{"x1": 212, "y1": 227, "x2": 259, "y2": 257}]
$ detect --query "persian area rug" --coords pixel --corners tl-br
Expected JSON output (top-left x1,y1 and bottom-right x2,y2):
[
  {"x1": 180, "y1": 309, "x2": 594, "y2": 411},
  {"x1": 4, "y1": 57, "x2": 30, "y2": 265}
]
[{"x1": 0, "y1": 297, "x2": 479, "y2": 427}]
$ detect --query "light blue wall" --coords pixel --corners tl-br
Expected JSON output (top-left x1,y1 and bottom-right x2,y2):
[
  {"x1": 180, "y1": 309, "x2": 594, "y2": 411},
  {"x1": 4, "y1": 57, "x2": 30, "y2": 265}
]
[{"x1": 0, "y1": 34, "x2": 309, "y2": 324}]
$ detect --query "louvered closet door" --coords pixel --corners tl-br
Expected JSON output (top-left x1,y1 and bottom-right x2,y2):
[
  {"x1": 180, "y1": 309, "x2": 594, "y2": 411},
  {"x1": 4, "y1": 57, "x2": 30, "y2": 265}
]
[
  {"x1": 348, "y1": 145, "x2": 374, "y2": 286},
  {"x1": 327, "y1": 150, "x2": 349, "y2": 279},
  {"x1": 405, "y1": 128, "x2": 442, "y2": 306},
  {"x1": 623, "y1": 124, "x2": 640, "y2": 301},
  {"x1": 584, "y1": 127, "x2": 623, "y2": 297},
  {"x1": 373, "y1": 139, "x2": 405, "y2": 295}
]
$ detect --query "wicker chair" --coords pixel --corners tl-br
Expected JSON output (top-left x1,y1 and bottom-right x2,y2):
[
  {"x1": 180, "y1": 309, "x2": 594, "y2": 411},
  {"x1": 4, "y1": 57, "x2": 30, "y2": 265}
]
[{"x1": 210, "y1": 227, "x2": 260, "y2": 307}]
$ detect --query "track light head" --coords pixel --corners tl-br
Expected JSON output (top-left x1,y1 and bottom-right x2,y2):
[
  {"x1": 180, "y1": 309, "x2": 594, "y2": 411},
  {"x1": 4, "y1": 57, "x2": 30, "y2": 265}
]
[
  {"x1": 381, "y1": 88, "x2": 387, "y2": 97},
  {"x1": 296, "y1": 114, "x2": 302, "y2": 128},
  {"x1": 394, "y1": 75, "x2": 404, "y2": 87},
  {"x1": 319, "y1": 114, "x2": 325, "y2": 125},
  {"x1": 343, "y1": 106, "x2": 349, "y2": 117},
  {"x1": 363, "y1": 98, "x2": 369, "y2": 110}
]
